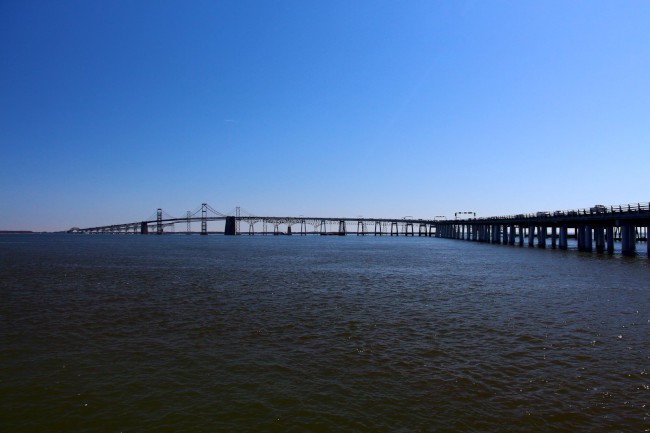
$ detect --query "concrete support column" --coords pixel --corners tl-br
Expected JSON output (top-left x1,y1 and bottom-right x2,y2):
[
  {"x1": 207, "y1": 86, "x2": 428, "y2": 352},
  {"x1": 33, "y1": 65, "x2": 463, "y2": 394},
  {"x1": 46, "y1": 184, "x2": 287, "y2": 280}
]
[
  {"x1": 577, "y1": 226, "x2": 585, "y2": 251},
  {"x1": 606, "y1": 226, "x2": 614, "y2": 254},
  {"x1": 584, "y1": 225, "x2": 593, "y2": 252},
  {"x1": 224, "y1": 216, "x2": 236, "y2": 235},
  {"x1": 551, "y1": 226, "x2": 557, "y2": 249},
  {"x1": 621, "y1": 224, "x2": 636, "y2": 256},
  {"x1": 538, "y1": 226, "x2": 546, "y2": 248},
  {"x1": 508, "y1": 225, "x2": 515, "y2": 245},
  {"x1": 528, "y1": 225, "x2": 535, "y2": 247},
  {"x1": 518, "y1": 226, "x2": 524, "y2": 246},
  {"x1": 595, "y1": 226, "x2": 605, "y2": 253},
  {"x1": 559, "y1": 226, "x2": 568, "y2": 250}
]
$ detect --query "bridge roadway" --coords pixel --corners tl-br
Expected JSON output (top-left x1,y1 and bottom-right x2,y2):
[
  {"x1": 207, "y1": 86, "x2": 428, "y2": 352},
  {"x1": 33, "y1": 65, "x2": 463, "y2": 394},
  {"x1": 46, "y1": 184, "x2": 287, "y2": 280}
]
[{"x1": 71, "y1": 202, "x2": 650, "y2": 257}]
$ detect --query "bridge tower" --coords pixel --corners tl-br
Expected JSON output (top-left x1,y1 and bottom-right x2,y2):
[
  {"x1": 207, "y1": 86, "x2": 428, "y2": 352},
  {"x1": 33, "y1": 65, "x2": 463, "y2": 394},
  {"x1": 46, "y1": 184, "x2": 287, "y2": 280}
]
[
  {"x1": 156, "y1": 209, "x2": 163, "y2": 235},
  {"x1": 235, "y1": 207, "x2": 241, "y2": 235},
  {"x1": 201, "y1": 203, "x2": 207, "y2": 235},
  {"x1": 186, "y1": 211, "x2": 191, "y2": 234}
]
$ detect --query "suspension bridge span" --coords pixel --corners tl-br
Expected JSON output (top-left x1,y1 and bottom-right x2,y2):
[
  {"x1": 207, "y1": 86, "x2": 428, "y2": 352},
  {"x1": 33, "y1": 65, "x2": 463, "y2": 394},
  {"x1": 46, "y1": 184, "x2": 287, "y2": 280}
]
[{"x1": 70, "y1": 201, "x2": 650, "y2": 257}]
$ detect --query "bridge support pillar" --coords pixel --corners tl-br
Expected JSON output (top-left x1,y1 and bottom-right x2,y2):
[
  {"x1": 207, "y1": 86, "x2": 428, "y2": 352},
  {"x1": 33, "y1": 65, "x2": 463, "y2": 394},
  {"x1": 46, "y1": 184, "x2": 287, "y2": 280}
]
[
  {"x1": 647, "y1": 225, "x2": 650, "y2": 256},
  {"x1": 528, "y1": 225, "x2": 535, "y2": 247},
  {"x1": 621, "y1": 224, "x2": 636, "y2": 256},
  {"x1": 584, "y1": 225, "x2": 593, "y2": 252},
  {"x1": 224, "y1": 216, "x2": 236, "y2": 235},
  {"x1": 551, "y1": 226, "x2": 557, "y2": 248},
  {"x1": 140, "y1": 222, "x2": 149, "y2": 234},
  {"x1": 517, "y1": 225, "x2": 524, "y2": 246},
  {"x1": 508, "y1": 225, "x2": 515, "y2": 245},
  {"x1": 538, "y1": 226, "x2": 546, "y2": 248},
  {"x1": 559, "y1": 226, "x2": 568, "y2": 250},
  {"x1": 577, "y1": 226, "x2": 584, "y2": 251},
  {"x1": 606, "y1": 226, "x2": 614, "y2": 254},
  {"x1": 595, "y1": 226, "x2": 605, "y2": 253},
  {"x1": 492, "y1": 224, "x2": 500, "y2": 244},
  {"x1": 338, "y1": 220, "x2": 346, "y2": 236}
]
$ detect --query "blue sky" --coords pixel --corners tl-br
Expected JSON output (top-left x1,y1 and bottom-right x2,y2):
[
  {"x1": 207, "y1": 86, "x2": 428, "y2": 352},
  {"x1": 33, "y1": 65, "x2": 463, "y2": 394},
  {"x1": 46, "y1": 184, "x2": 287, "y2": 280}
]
[{"x1": 1, "y1": 0, "x2": 649, "y2": 231}]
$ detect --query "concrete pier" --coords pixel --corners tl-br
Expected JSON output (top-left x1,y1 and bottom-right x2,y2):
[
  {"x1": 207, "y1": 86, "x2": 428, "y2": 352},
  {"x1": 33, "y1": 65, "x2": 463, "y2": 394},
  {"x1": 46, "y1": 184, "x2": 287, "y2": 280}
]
[
  {"x1": 551, "y1": 226, "x2": 557, "y2": 248},
  {"x1": 595, "y1": 226, "x2": 605, "y2": 253},
  {"x1": 537, "y1": 226, "x2": 546, "y2": 248},
  {"x1": 606, "y1": 226, "x2": 615, "y2": 254},
  {"x1": 621, "y1": 223, "x2": 636, "y2": 256},
  {"x1": 584, "y1": 225, "x2": 593, "y2": 252},
  {"x1": 577, "y1": 226, "x2": 585, "y2": 251},
  {"x1": 224, "y1": 216, "x2": 236, "y2": 235},
  {"x1": 559, "y1": 226, "x2": 568, "y2": 250}
]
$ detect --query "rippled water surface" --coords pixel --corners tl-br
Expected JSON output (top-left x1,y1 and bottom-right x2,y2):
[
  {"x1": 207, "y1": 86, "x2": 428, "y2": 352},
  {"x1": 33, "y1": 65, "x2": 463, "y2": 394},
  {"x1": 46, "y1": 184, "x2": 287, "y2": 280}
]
[{"x1": 1, "y1": 234, "x2": 649, "y2": 432}]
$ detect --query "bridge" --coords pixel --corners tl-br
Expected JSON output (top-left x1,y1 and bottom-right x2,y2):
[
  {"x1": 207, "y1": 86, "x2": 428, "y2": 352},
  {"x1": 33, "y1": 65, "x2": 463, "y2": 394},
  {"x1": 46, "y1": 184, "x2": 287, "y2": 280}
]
[{"x1": 70, "y1": 201, "x2": 650, "y2": 257}]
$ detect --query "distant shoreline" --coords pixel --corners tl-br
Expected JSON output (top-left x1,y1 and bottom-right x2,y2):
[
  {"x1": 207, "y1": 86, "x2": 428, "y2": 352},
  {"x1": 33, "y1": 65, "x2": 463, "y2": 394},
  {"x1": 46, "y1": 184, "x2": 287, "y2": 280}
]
[{"x1": 0, "y1": 230, "x2": 35, "y2": 234}]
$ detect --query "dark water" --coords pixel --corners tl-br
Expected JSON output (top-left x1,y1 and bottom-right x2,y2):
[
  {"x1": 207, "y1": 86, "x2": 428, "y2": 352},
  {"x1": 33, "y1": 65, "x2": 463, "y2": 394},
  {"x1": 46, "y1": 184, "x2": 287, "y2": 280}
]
[{"x1": 1, "y1": 234, "x2": 649, "y2": 432}]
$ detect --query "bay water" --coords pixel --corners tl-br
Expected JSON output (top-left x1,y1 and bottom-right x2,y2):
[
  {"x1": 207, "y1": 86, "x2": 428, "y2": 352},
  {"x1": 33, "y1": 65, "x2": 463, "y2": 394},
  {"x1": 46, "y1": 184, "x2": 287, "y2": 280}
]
[{"x1": 1, "y1": 234, "x2": 649, "y2": 432}]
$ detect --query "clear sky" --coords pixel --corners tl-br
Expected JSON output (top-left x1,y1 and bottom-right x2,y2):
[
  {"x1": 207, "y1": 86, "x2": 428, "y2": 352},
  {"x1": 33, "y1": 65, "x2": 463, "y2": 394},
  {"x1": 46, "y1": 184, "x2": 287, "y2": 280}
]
[{"x1": 1, "y1": 0, "x2": 649, "y2": 231}]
